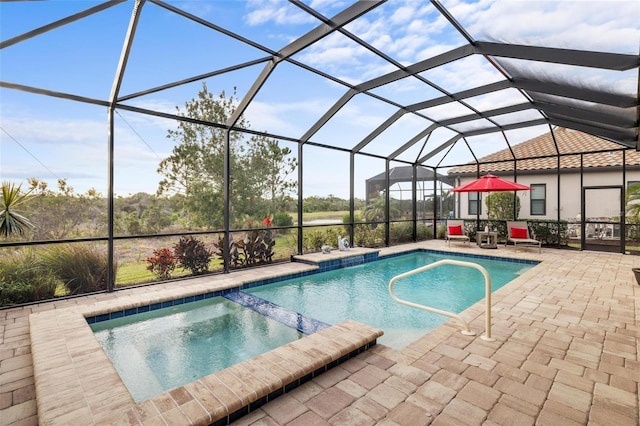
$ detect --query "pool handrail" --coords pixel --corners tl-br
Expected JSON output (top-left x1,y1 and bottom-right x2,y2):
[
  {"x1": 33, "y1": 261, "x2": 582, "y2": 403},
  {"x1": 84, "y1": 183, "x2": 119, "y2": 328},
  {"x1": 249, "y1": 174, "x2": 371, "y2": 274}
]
[{"x1": 388, "y1": 258, "x2": 495, "y2": 342}]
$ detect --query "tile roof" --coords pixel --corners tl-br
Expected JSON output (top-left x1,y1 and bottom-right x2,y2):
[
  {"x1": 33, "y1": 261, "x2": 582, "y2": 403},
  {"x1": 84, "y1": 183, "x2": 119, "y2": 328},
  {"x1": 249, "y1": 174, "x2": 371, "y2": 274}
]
[{"x1": 448, "y1": 127, "x2": 640, "y2": 176}]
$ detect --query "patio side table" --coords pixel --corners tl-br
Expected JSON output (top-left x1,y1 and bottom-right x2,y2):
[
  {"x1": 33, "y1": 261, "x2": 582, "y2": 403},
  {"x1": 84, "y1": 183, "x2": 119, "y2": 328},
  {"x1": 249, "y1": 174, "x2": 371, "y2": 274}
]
[{"x1": 476, "y1": 231, "x2": 498, "y2": 249}]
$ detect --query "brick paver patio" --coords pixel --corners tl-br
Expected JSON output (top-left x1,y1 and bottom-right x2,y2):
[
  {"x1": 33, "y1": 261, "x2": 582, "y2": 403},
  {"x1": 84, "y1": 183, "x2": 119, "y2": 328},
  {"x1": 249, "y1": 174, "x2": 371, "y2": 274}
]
[{"x1": 1, "y1": 241, "x2": 638, "y2": 425}]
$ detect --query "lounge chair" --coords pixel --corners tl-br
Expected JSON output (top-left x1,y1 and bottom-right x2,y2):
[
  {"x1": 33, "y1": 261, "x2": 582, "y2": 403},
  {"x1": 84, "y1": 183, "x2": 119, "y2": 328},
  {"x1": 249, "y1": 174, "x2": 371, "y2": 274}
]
[
  {"x1": 506, "y1": 221, "x2": 541, "y2": 253},
  {"x1": 446, "y1": 220, "x2": 470, "y2": 247}
]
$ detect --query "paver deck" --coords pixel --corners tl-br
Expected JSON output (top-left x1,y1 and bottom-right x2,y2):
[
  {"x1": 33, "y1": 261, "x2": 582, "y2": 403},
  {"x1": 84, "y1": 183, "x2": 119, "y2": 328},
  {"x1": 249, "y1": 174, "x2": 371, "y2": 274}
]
[{"x1": 1, "y1": 241, "x2": 638, "y2": 425}]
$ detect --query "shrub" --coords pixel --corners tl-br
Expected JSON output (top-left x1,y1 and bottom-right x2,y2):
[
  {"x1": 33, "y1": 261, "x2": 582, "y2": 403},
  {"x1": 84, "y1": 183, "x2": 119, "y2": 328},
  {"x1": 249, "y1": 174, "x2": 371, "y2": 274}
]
[
  {"x1": 146, "y1": 247, "x2": 176, "y2": 280},
  {"x1": 212, "y1": 235, "x2": 242, "y2": 267},
  {"x1": 626, "y1": 216, "x2": 640, "y2": 241},
  {"x1": 354, "y1": 224, "x2": 385, "y2": 247},
  {"x1": 417, "y1": 223, "x2": 434, "y2": 240},
  {"x1": 241, "y1": 230, "x2": 275, "y2": 264},
  {"x1": 0, "y1": 248, "x2": 58, "y2": 306},
  {"x1": 0, "y1": 281, "x2": 37, "y2": 306},
  {"x1": 342, "y1": 213, "x2": 363, "y2": 224},
  {"x1": 528, "y1": 219, "x2": 569, "y2": 245},
  {"x1": 389, "y1": 222, "x2": 413, "y2": 243},
  {"x1": 173, "y1": 236, "x2": 212, "y2": 275},
  {"x1": 272, "y1": 212, "x2": 293, "y2": 227},
  {"x1": 303, "y1": 230, "x2": 325, "y2": 252},
  {"x1": 212, "y1": 230, "x2": 276, "y2": 268},
  {"x1": 43, "y1": 244, "x2": 115, "y2": 294},
  {"x1": 303, "y1": 228, "x2": 341, "y2": 252}
]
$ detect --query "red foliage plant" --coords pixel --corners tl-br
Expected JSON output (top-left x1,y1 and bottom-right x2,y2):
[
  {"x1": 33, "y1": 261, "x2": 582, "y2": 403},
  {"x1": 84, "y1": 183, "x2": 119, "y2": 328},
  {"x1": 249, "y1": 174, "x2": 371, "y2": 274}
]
[{"x1": 145, "y1": 247, "x2": 176, "y2": 280}]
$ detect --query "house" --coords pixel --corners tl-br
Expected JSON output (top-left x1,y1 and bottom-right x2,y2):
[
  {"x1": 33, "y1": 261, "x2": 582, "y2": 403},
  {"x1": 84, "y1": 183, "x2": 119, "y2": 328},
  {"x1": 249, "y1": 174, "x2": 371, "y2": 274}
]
[{"x1": 447, "y1": 127, "x2": 640, "y2": 222}]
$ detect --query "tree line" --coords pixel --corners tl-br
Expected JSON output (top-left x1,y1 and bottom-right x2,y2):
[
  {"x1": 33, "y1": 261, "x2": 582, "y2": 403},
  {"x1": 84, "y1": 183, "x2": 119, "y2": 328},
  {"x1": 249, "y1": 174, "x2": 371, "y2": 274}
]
[{"x1": 0, "y1": 179, "x2": 371, "y2": 241}]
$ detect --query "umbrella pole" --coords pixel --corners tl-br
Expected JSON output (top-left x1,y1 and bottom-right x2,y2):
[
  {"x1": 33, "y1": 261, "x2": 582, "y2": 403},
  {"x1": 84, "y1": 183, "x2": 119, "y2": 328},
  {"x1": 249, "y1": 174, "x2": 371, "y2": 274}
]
[{"x1": 488, "y1": 192, "x2": 491, "y2": 226}]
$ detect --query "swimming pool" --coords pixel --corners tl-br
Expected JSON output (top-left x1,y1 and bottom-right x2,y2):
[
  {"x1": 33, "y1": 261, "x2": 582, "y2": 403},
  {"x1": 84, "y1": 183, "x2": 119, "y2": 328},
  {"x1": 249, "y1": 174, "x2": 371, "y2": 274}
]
[
  {"x1": 247, "y1": 251, "x2": 535, "y2": 349},
  {"x1": 90, "y1": 297, "x2": 303, "y2": 402},
  {"x1": 87, "y1": 249, "x2": 535, "y2": 403}
]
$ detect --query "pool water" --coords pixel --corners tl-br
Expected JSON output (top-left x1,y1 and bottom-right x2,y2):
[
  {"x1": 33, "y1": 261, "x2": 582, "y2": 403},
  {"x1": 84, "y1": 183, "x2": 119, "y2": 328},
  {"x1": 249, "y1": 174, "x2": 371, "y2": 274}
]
[
  {"x1": 247, "y1": 251, "x2": 534, "y2": 349},
  {"x1": 90, "y1": 297, "x2": 303, "y2": 402}
]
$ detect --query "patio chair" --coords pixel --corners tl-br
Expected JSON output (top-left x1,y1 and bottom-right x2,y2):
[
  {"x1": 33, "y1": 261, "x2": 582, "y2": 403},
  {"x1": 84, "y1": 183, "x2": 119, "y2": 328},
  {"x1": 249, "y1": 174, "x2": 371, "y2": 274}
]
[
  {"x1": 506, "y1": 221, "x2": 541, "y2": 253},
  {"x1": 446, "y1": 220, "x2": 470, "y2": 247}
]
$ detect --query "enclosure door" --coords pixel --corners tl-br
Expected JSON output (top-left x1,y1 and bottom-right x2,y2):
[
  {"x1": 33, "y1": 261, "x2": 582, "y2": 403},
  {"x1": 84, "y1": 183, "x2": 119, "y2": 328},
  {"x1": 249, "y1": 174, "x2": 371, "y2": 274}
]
[{"x1": 581, "y1": 186, "x2": 624, "y2": 253}]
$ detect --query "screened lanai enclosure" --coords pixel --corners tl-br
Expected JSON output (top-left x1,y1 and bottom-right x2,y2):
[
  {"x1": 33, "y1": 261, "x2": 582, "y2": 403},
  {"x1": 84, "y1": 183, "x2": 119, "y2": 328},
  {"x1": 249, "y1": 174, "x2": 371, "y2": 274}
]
[{"x1": 1, "y1": 0, "x2": 638, "y2": 305}]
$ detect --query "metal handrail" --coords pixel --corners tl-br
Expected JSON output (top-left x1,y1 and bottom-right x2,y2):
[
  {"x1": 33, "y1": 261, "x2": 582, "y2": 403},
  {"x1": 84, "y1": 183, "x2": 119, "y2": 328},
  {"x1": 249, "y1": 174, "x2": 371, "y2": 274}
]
[{"x1": 388, "y1": 259, "x2": 495, "y2": 341}]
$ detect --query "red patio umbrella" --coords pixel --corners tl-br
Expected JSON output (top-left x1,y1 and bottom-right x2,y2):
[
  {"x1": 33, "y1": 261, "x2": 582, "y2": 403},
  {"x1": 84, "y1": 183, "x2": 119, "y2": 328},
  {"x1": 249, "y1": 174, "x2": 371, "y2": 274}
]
[
  {"x1": 452, "y1": 174, "x2": 532, "y2": 220},
  {"x1": 451, "y1": 174, "x2": 532, "y2": 193}
]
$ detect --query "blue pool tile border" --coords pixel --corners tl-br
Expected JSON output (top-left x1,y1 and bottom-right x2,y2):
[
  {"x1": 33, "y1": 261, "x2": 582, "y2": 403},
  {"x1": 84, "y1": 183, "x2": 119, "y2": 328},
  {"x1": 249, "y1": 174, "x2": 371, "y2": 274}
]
[
  {"x1": 85, "y1": 289, "x2": 231, "y2": 324},
  {"x1": 294, "y1": 249, "x2": 538, "y2": 274},
  {"x1": 293, "y1": 252, "x2": 379, "y2": 273},
  {"x1": 379, "y1": 248, "x2": 540, "y2": 265}
]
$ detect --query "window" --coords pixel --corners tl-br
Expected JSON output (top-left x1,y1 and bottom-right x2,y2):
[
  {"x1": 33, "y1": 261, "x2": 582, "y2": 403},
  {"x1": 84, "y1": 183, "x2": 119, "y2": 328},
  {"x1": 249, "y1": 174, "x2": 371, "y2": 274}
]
[
  {"x1": 531, "y1": 184, "x2": 546, "y2": 215},
  {"x1": 469, "y1": 192, "x2": 481, "y2": 215}
]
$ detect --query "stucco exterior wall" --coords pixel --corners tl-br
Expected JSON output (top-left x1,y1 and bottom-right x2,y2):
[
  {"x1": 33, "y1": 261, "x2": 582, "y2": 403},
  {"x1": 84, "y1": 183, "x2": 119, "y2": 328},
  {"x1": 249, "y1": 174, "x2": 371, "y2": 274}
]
[{"x1": 452, "y1": 169, "x2": 640, "y2": 221}]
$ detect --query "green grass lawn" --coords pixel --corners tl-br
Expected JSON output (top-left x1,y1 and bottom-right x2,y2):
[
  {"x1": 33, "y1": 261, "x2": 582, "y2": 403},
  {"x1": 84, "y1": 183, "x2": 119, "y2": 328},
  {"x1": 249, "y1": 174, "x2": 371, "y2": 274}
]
[{"x1": 302, "y1": 210, "x2": 349, "y2": 221}]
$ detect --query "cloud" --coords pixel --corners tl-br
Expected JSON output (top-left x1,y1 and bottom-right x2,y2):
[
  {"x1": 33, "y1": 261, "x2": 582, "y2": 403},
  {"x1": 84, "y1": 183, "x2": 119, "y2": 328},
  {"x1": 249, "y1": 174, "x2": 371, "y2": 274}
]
[
  {"x1": 345, "y1": 2, "x2": 448, "y2": 62},
  {"x1": 243, "y1": 100, "x2": 308, "y2": 137},
  {"x1": 422, "y1": 54, "x2": 505, "y2": 93},
  {"x1": 245, "y1": 0, "x2": 314, "y2": 26},
  {"x1": 450, "y1": 0, "x2": 640, "y2": 54},
  {"x1": 2, "y1": 116, "x2": 106, "y2": 145},
  {"x1": 299, "y1": 40, "x2": 365, "y2": 68}
]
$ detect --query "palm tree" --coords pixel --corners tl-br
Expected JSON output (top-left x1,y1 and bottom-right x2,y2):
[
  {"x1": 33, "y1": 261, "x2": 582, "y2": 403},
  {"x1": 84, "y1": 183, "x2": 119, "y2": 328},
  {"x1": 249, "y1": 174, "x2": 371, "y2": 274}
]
[
  {"x1": 1, "y1": 181, "x2": 34, "y2": 238},
  {"x1": 364, "y1": 194, "x2": 402, "y2": 222},
  {"x1": 364, "y1": 196, "x2": 386, "y2": 222},
  {"x1": 626, "y1": 182, "x2": 640, "y2": 217}
]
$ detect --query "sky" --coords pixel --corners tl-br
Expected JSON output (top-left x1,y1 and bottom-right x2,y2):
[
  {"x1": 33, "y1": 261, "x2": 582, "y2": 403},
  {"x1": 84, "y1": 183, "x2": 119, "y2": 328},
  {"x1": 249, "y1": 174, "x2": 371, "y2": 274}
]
[{"x1": 1, "y1": 0, "x2": 638, "y2": 199}]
